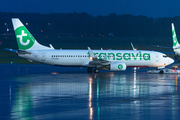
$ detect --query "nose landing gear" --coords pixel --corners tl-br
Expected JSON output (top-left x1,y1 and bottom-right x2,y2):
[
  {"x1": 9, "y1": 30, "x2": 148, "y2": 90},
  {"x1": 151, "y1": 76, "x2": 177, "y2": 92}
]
[{"x1": 87, "y1": 68, "x2": 93, "y2": 73}]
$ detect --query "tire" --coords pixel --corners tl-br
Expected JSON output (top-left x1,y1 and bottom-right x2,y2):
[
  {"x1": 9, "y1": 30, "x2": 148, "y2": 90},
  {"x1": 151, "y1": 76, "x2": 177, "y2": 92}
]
[
  {"x1": 87, "y1": 68, "x2": 93, "y2": 73},
  {"x1": 159, "y1": 70, "x2": 164, "y2": 74}
]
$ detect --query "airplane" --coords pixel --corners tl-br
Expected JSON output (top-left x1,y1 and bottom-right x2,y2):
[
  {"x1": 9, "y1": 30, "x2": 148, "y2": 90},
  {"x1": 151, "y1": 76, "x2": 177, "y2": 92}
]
[
  {"x1": 5, "y1": 18, "x2": 174, "y2": 73},
  {"x1": 151, "y1": 23, "x2": 180, "y2": 60}
]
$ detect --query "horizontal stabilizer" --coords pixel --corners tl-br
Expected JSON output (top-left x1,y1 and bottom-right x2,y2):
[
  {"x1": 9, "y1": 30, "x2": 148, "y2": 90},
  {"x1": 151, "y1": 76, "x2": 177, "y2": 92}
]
[
  {"x1": 4, "y1": 48, "x2": 17, "y2": 53},
  {"x1": 17, "y1": 50, "x2": 31, "y2": 54}
]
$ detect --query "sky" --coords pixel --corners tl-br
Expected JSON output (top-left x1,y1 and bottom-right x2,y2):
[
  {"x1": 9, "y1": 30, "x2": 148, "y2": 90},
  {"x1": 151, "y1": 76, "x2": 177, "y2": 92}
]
[{"x1": 1, "y1": 0, "x2": 180, "y2": 18}]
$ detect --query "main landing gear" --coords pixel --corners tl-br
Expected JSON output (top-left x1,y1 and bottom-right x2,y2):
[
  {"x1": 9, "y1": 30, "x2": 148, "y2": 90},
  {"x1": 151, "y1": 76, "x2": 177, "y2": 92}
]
[
  {"x1": 87, "y1": 68, "x2": 99, "y2": 73},
  {"x1": 94, "y1": 69, "x2": 99, "y2": 73},
  {"x1": 87, "y1": 68, "x2": 93, "y2": 73}
]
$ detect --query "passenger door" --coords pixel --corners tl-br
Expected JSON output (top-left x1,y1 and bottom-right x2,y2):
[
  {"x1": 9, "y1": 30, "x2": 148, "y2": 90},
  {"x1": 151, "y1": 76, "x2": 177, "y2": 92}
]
[
  {"x1": 156, "y1": 54, "x2": 159, "y2": 62},
  {"x1": 41, "y1": 53, "x2": 46, "y2": 61}
]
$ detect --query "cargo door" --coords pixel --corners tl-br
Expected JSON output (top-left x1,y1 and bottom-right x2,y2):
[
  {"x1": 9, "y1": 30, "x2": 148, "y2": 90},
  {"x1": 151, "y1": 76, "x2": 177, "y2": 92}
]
[{"x1": 41, "y1": 53, "x2": 46, "y2": 61}]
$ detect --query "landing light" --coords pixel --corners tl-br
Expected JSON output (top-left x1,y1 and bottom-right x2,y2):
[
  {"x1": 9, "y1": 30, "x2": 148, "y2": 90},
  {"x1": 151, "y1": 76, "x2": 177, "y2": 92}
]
[
  {"x1": 51, "y1": 72, "x2": 58, "y2": 75},
  {"x1": 89, "y1": 57, "x2": 93, "y2": 60}
]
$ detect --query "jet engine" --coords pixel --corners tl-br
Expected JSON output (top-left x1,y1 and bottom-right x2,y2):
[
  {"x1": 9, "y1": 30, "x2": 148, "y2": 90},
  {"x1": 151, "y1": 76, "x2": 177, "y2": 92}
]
[{"x1": 110, "y1": 62, "x2": 126, "y2": 71}]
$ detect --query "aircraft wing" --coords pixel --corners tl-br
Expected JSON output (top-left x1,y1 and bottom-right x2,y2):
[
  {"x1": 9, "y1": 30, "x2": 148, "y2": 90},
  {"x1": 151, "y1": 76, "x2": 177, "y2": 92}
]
[{"x1": 87, "y1": 47, "x2": 111, "y2": 66}]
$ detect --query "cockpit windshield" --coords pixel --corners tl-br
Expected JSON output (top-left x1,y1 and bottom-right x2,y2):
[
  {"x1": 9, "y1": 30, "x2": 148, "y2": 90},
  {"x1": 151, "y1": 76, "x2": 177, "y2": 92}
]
[{"x1": 163, "y1": 55, "x2": 168, "y2": 58}]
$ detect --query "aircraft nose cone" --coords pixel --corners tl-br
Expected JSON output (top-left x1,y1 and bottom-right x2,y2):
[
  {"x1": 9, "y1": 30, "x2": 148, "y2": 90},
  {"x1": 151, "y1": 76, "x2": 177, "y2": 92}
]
[{"x1": 168, "y1": 58, "x2": 174, "y2": 65}]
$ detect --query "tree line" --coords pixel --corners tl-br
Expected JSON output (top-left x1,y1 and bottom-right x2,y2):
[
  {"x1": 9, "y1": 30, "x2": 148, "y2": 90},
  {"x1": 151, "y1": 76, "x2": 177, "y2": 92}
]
[{"x1": 0, "y1": 12, "x2": 180, "y2": 37}]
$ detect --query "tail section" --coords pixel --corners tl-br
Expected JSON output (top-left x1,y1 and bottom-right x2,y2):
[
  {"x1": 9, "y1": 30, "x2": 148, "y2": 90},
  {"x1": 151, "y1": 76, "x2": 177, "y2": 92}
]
[
  {"x1": 12, "y1": 18, "x2": 52, "y2": 50},
  {"x1": 172, "y1": 23, "x2": 180, "y2": 48}
]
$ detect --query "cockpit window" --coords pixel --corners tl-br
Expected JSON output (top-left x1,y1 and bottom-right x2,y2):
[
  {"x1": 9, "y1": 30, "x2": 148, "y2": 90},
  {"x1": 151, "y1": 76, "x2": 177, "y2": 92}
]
[{"x1": 163, "y1": 55, "x2": 168, "y2": 58}]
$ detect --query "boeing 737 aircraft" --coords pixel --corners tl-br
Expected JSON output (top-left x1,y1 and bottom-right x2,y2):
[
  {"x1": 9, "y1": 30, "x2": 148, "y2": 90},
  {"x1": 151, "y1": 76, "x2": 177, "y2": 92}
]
[
  {"x1": 152, "y1": 23, "x2": 180, "y2": 60},
  {"x1": 6, "y1": 18, "x2": 174, "y2": 73}
]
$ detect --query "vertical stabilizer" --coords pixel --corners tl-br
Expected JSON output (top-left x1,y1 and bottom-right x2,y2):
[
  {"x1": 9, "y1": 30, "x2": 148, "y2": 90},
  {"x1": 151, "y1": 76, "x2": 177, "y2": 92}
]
[
  {"x1": 12, "y1": 18, "x2": 52, "y2": 50},
  {"x1": 172, "y1": 23, "x2": 180, "y2": 48}
]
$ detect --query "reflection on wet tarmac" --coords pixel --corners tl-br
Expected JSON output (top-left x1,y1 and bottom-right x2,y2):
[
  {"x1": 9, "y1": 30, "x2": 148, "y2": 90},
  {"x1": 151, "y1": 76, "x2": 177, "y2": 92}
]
[{"x1": 0, "y1": 66, "x2": 180, "y2": 119}]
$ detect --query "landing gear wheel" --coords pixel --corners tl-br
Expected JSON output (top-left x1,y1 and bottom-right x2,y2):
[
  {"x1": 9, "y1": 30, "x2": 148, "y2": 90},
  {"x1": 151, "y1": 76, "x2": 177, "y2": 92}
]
[
  {"x1": 159, "y1": 70, "x2": 164, "y2": 74},
  {"x1": 94, "y1": 69, "x2": 99, "y2": 73},
  {"x1": 87, "y1": 68, "x2": 93, "y2": 73}
]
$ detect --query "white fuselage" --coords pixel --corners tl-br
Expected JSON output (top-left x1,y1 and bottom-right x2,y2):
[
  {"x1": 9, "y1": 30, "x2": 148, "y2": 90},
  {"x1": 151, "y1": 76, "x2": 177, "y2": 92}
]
[{"x1": 19, "y1": 49, "x2": 174, "y2": 68}]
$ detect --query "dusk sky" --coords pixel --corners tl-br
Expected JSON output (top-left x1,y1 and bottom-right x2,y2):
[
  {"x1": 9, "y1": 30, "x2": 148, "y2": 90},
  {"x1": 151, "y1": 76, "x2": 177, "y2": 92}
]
[{"x1": 1, "y1": 0, "x2": 180, "y2": 18}]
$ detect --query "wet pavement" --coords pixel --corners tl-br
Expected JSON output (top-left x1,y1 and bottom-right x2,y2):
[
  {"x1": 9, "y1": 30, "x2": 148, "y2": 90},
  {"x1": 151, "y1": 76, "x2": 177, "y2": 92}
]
[{"x1": 0, "y1": 64, "x2": 180, "y2": 119}]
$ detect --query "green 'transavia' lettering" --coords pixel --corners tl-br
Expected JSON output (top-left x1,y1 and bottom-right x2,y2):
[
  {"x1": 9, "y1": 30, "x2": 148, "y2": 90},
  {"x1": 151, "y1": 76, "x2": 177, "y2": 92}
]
[
  {"x1": 108, "y1": 53, "x2": 115, "y2": 60},
  {"x1": 123, "y1": 53, "x2": 131, "y2": 60},
  {"x1": 87, "y1": 51, "x2": 150, "y2": 61},
  {"x1": 116, "y1": 53, "x2": 122, "y2": 60}
]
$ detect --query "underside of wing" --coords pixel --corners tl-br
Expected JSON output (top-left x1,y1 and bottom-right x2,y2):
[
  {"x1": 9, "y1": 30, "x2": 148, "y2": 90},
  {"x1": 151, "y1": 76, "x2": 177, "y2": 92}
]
[{"x1": 89, "y1": 58, "x2": 111, "y2": 65}]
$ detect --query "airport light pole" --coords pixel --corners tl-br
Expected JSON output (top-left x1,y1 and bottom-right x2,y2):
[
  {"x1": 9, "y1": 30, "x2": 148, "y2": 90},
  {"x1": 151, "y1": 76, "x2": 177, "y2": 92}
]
[{"x1": 5, "y1": 23, "x2": 9, "y2": 34}]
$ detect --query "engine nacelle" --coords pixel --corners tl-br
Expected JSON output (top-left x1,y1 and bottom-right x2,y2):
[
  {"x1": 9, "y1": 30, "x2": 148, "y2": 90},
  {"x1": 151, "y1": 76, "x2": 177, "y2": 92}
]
[{"x1": 110, "y1": 62, "x2": 126, "y2": 71}]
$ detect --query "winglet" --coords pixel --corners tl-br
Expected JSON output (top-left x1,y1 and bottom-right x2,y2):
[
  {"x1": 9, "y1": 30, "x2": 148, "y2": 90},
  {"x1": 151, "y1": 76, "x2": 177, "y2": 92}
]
[
  {"x1": 131, "y1": 42, "x2": 136, "y2": 50},
  {"x1": 88, "y1": 47, "x2": 96, "y2": 58}
]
